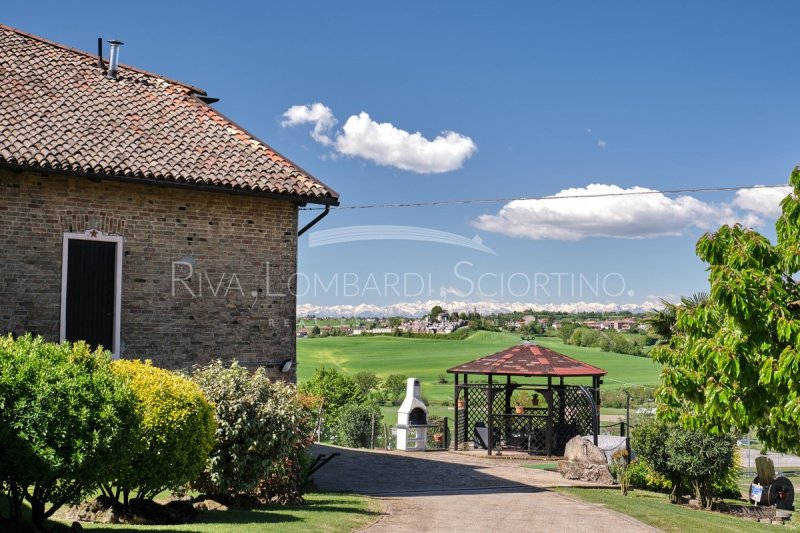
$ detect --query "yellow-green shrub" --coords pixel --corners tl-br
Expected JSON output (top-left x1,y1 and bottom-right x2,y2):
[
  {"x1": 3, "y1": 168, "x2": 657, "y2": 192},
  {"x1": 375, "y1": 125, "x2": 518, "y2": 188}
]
[{"x1": 103, "y1": 360, "x2": 216, "y2": 504}]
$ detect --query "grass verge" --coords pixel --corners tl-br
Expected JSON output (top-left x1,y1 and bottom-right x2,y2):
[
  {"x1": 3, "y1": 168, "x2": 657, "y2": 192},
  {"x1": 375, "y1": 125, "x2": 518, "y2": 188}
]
[
  {"x1": 555, "y1": 488, "x2": 784, "y2": 532},
  {"x1": 47, "y1": 493, "x2": 381, "y2": 533}
]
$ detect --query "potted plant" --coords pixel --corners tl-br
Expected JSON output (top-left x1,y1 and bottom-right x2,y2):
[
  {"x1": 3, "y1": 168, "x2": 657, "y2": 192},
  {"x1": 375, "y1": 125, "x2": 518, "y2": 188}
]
[
  {"x1": 456, "y1": 397, "x2": 465, "y2": 409},
  {"x1": 514, "y1": 397, "x2": 525, "y2": 414}
]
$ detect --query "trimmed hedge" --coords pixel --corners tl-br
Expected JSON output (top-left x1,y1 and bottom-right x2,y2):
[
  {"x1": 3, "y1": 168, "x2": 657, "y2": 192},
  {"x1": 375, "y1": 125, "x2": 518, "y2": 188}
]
[{"x1": 103, "y1": 359, "x2": 216, "y2": 504}]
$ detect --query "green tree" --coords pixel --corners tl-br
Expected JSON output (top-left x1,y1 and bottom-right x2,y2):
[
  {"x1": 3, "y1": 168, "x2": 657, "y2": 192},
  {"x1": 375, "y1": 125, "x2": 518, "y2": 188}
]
[
  {"x1": 652, "y1": 169, "x2": 800, "y2": 453},
  {"x1": 353, "y1": 371, "x2": 381, "y2": 396},
  {"x1": 383, "y1": 374, "x2": 409, "y2": 404},
  {"x1": 632, "y1": 417, "x2": 736, "y2": 507},
  {"x1": 430, "y1": 305, "x2": 443, "y2": 321},
  {"x1": 558, "y1": 321, "x2": 579, "y2": 343},
  {"x1": 298, "y1": 367, "x2": 362, "y2": 437},
  {"x1": 666, "y1": 428, "x2": 736, "y2": 509},
  {"x1": 643, "y1": 293, "x2": 708, "y2": 343},
  {"x1": 0, "y1": 335, "x2": 137, "y2": 527},
  {"x1": 337, "y1": 404, "x2": 382, "y2": 448}
]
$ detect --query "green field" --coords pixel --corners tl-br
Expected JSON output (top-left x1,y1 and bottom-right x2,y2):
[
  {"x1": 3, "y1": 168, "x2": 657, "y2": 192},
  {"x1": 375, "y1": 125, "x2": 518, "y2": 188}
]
[{"x1": 297, "y1": 332, "x2": 662, "y2": 425}]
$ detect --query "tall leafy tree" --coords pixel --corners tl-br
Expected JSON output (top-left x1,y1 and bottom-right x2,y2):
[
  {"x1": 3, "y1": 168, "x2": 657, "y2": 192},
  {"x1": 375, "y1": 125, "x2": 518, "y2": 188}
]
[
  {"x1": 653, "y1": 169, "x2": 800, "y2": 453},
  {"x1": 643, "y1": 293, "x2": 707, "y2": 343}
]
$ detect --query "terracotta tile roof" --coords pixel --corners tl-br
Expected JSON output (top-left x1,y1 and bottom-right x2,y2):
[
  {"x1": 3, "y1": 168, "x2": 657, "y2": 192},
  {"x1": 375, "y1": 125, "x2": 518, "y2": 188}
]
[
  {"x1": 0, "y1": 25, "x2": 338, "y2": 204},
  {"x1": 447, "y1": 343, "x2": 607, "y2": 377}
]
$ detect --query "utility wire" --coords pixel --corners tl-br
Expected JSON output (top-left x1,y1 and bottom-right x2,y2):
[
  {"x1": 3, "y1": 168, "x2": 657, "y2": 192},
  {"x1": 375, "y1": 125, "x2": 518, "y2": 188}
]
[{"x1": 300, "y1": 183, "x2": 791, "y2": 211}]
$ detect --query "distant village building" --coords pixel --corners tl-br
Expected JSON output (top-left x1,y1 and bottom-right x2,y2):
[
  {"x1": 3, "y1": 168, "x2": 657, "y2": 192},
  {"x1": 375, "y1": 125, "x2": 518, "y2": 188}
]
[{"x1": 398, "y1": 310, "x2": 466, "y2": 334}]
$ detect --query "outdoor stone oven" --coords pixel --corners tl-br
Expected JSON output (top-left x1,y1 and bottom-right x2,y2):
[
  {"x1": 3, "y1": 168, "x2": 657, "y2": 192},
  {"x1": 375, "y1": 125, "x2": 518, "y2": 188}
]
[{"x1": 396, "y1": 378, "x2": 428, "y2": 451}]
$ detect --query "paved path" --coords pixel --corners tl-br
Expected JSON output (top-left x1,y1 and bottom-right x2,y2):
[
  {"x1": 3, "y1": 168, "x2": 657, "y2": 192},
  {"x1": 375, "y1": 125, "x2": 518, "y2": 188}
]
[{"x1": 311, "y1": 445, "x2": 656, "y2": 532}]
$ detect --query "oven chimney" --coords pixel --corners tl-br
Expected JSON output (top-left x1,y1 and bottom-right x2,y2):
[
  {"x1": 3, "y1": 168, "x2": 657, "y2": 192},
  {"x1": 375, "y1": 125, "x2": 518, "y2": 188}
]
[{"x1": 106, "y1": 40, "x2": 124, "y2": 80}]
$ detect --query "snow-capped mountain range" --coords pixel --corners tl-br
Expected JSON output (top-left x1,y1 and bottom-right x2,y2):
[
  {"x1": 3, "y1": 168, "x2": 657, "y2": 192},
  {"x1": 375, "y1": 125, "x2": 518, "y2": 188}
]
[{"x1": 296, "y1": 300, "x2": 662, "y2": 318}]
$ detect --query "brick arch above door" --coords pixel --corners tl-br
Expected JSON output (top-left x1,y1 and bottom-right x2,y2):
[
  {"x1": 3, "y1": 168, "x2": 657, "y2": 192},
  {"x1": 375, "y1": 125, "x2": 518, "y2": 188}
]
[{"x1": 59, "y1": 212, "x2": 125, "y2": 236}]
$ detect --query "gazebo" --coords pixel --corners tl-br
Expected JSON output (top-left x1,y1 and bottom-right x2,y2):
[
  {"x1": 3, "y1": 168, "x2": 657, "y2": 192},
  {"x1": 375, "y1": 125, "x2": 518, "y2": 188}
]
[{"x1": 447, "y1": 342, "x2": 607, "y2": 456}]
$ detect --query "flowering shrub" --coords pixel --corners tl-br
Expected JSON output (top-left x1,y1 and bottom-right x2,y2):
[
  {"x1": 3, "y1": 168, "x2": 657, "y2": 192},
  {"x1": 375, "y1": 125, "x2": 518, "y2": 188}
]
[{"x1": 191, "y1": 361, "x2": 312, "y2": 497}]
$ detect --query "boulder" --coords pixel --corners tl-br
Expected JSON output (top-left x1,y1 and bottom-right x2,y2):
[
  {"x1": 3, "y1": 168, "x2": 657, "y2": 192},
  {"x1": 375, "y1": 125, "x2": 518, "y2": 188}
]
[
  {"x1": 66, "y1": 496, "x2": 196, "y2": 525},
  {"x1": 557, "y1": 436, "x2": 614, "y2": 485},
  {"x1": 66, "y1": 496, "x2": 122, "y2": 524},
  {"x1": 193, "y1": 499, "x2": 229, "y2": 512}
]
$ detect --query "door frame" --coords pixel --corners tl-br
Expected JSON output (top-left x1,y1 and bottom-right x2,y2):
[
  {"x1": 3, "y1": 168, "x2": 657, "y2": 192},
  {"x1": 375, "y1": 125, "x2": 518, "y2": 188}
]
[{"x1": 60, "y1": 229, "x2": 123, "y2": 358}]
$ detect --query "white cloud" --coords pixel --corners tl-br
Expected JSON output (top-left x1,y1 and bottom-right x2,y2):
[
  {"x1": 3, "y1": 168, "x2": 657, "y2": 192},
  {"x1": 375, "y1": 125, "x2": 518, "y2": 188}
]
[
  {"x1": 473, "y1": 184, "x2": 745, "y2": 241},
  {"x1": 281, "y1": 103, "x2": 336, "y2": 145},
  {"x1": 733, "y1": 186, "x2": 792, "y2": 218},
  {"x1": 597, "y1": 139, "x2": 607, "y2": 149},
  {"x1": 281, "y1": 103, "x2": 477, "y2": 174}
]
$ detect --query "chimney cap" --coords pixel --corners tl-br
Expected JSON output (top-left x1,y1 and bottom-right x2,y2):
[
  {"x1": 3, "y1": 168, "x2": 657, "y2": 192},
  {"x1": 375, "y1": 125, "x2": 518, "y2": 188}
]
[{"x1": 107, "y1": 39, "x2": 124, "y2": 45}]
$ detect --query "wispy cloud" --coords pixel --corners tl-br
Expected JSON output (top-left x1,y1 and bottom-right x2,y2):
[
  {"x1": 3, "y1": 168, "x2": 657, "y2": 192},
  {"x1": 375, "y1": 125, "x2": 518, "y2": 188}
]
[
  {"x1": 281, "y1": 103, "x2": 477, "y2": 174},
  {"x1": 597, "y1": 139, "x2": 607, "y2": 149},
  {"x1": 281, "y1": 103, "x2": 336, "y2": 145},
  {"x1": 473, "y1": 184, "x2": 790, "y2": 241}
]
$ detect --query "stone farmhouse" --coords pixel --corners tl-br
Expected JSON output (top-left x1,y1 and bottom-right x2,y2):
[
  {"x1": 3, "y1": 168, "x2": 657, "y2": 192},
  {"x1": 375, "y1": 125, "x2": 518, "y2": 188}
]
[{"x1": 0, "y1": 26, "x2": 338, "y2": 381}]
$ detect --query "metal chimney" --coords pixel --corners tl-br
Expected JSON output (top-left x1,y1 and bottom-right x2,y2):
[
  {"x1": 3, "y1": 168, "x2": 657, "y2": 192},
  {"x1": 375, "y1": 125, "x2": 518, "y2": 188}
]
[{"x1": 106, "y1": 40, "x2": 124, "y2": 80}]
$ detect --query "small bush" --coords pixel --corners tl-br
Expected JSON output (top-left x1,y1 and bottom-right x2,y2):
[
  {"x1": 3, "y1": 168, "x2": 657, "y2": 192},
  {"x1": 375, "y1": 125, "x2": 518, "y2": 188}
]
[
  {"x1": 611, "y1": 450, "x2": 631, "y2": 496},
  {"x1": 337, "y1": 404, "x2": 382, "y2": 448},
  {"x1": 103, "y1": 360, "x2": 216, "y2": 505},
  {"x1": 258, "y1": 394, "x2": 316, "y2": 505},
  {"x1": 191, "y1": 361, "x2": 310, "y2": 496},
  {"x1": 632, "y1": 417, "x2": 737, "y2": 507},
  {"x1": 0, "y1": 335, "x2": 137, "y2": 527},
  {"x1": 626, "y1": 457, "x2": 671, "y2": 492}
]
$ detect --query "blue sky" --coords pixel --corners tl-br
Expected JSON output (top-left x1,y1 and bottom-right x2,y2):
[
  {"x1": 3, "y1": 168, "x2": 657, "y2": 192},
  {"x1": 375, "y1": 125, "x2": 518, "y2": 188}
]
[{"x1": 6, "y1": 1, "x2": 800, "y2": 313}]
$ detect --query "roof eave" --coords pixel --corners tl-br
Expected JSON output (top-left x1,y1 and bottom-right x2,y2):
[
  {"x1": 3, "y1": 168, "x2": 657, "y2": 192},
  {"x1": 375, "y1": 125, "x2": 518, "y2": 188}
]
[{"x1": 0, "y1": 162, "x2": 341, "y2": 206}]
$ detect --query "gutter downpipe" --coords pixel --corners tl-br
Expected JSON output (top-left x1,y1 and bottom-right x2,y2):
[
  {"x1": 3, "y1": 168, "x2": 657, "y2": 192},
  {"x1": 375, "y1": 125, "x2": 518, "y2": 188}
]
[{"x1": 298, "y1": 205, "x2": 331, "y2": 236}]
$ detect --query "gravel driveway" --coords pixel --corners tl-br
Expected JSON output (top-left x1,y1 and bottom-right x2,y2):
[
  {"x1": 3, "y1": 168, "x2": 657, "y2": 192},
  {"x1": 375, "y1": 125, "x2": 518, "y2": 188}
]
[{"x1": 311, "y1": 444, "x2": 656, "y2": 532}]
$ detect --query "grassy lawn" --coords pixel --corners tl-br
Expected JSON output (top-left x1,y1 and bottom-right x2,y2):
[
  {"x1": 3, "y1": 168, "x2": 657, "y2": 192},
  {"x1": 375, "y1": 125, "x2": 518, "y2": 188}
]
[
  {"x1": 47, "y1": 493, "x2": 380, "y2": 533},
  {"x1": 556, "y1": 488, "x2": 779, "y2": 532},
  {"x1": 297, "y1": 332, "x2": 661, "y2": 411},
  {"x1": 525, "y1": 462, "x2": 558, "y2": 470}
]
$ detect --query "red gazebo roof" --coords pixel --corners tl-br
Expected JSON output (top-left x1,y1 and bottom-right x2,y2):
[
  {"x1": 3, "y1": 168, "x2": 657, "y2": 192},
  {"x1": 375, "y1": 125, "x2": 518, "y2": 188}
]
[{"x1": 447, "y1": 343, "x2": 607, "y2": 377}]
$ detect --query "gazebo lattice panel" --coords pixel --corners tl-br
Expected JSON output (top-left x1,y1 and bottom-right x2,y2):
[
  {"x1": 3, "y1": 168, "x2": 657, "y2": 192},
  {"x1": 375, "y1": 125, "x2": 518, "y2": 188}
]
[
  {"x1": 495, "y1": 413, "x2": 548, "y2": 453},
  {"x1": 455, "y1": 384, "x2": 504, "y2": 444},
  {"x1": 551, "y1": 385, "x2": 595, "y2": 455}
]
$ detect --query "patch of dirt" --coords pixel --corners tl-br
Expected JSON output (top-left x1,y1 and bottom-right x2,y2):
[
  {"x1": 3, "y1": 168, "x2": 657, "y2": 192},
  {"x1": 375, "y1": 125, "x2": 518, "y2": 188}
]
[{"x1": 66, "y1": 496, "x2": 197, "y2": 525}]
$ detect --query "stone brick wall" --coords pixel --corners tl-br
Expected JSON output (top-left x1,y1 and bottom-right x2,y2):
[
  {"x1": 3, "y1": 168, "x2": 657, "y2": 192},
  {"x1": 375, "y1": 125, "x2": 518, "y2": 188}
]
[{"x1": 0, "y1": 168, "x2": 299, "y2": 382}]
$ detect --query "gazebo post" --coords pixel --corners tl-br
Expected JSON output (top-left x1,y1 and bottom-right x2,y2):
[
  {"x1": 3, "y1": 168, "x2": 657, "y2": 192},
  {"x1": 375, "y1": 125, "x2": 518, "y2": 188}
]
[
  {"x1": 505, "y1": 375, "x2": 511, "y2": 414},
  {"x1": 546, "y1": 375, "x2": 552, "y2": 456},
  {"x1": 453, "y1": 373, "x2": 459, "y2": 451},
  {"x1": 464, "y1": 373, "x2": 469, "y2": 448},
  {"x1": 487, "y1": 374, "x2": 494, "y2": 455},
  {"x1": 592, "y1": 375, "x2": 600, "y2": 445}
]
